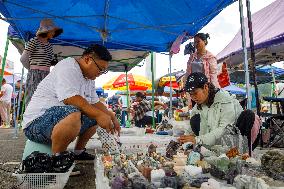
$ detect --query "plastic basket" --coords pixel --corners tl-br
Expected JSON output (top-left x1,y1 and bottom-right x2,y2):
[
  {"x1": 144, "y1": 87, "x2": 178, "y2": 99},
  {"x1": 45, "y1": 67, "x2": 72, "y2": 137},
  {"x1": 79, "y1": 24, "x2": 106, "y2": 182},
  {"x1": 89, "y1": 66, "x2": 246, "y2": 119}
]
[
  {"x1": 12, "y1": 164, "x2": 74, "y2": 189},
  {"x1": 119, "y1": 135, "x2": 175, "y2": 155},
  {"x1": 120, "y1": 127, "x2": 146, "y2": 136}
]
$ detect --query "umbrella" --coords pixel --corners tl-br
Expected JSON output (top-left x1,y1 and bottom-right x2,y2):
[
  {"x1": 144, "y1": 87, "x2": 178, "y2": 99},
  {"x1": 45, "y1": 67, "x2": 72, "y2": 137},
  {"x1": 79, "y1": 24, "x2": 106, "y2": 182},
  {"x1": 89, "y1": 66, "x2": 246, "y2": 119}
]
[
  {"x1": 229, "y1": 65, "x2": 284, "y2": 84},
  {"x1": 158, "y1": 76, "x2": 179, "y2": 89},
  {"x1": 103, "y1": 73, "x2": 151, "y2": 91},
  {"x1": 229, "y1": 70, "x2": 273, "y2": 84},
  {"x1": 3, "y1": 74, "x2": 22, "y2": 84},
  {"x1": 0, "y1": 69, "x2": 13, "y2": 76},
  {"x1": 222, "y1": 85, "x2": 246, "y2": 95},
  {"x1": 257, "y1": 65, "x2": 284, "y2": 77},
  {"x1": 157, "y1": 70, "x2": 185, "y2": 92}
]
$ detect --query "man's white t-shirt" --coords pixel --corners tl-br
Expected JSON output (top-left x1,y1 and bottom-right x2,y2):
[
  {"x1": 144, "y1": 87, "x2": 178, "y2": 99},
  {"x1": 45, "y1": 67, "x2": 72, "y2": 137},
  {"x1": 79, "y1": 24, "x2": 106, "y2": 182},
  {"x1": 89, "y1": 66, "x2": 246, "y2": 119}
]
[
  {"x1": 0, "y1": 83, "x2": 13, "y2": 103},
  {"x1": 22, "y1": 57, "x2": 99, "y2": 129}
]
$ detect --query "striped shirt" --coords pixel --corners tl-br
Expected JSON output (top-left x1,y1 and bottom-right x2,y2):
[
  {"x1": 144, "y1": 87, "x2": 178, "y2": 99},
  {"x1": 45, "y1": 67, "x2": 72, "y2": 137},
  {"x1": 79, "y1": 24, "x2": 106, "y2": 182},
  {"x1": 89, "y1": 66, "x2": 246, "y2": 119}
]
[{"x1": 25, "y1": 37, "x2": 53, "y2": 67}]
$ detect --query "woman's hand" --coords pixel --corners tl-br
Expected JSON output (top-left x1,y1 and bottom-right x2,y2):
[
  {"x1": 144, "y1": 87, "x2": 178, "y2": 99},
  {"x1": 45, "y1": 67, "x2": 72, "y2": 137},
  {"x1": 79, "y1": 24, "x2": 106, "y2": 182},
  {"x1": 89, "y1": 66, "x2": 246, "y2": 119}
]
[
  {"x1": 127, "y1": 108, "x2": 134, "y2": 113},
  {"x1": 188, "y1": 103, "x2": 193, "y2": 110},
  {"x1": 178, "y1": 134, "x2": 196, "y2": 144}
]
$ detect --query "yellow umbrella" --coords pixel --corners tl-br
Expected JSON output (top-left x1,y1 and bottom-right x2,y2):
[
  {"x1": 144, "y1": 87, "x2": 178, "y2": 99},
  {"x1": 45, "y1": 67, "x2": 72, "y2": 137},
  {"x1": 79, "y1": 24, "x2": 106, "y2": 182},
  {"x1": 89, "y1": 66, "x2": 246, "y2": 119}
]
[{"x1": 103, "y1": 73, "x2": 152, "y2": 91}]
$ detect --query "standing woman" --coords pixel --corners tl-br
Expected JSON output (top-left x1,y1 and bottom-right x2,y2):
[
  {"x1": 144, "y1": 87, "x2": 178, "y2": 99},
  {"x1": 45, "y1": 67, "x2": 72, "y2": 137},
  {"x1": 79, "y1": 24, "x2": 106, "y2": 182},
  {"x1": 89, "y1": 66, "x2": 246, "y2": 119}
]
[
  {"x1": 184, "y1": 33, "x2": 220, "y2": 109},
  {"x1": 20, "y1": 19, "x2": 63, "y2": 105}
]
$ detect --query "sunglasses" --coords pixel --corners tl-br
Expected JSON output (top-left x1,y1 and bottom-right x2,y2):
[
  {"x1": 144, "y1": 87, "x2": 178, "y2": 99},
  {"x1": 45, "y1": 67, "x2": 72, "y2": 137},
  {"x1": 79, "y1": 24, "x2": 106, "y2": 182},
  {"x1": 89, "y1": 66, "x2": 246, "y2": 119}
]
[{"x1": 90, "y1": 57, "x2": 108, "y2": 74}]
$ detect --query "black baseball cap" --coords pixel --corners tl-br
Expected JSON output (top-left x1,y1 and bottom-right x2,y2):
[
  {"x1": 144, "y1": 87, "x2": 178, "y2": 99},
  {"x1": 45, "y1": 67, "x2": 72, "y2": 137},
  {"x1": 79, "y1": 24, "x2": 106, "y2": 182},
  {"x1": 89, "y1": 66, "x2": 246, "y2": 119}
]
[{"x1": 185, "y1": 72, "x2": 208, "y2": 92}]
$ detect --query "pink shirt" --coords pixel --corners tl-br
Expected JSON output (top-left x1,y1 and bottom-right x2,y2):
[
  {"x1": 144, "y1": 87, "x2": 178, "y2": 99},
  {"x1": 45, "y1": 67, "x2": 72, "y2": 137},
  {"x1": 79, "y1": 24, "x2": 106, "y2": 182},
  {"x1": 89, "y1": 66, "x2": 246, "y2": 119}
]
[{"x1": 185, "y1": 50, "x2": 220, "y2": 88}]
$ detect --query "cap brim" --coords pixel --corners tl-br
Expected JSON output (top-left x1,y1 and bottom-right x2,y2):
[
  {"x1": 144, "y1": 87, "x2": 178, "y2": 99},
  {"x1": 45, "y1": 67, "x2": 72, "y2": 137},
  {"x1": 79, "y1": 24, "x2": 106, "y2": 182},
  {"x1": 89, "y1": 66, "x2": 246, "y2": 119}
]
[
  {"x1": 186, "y1": 86, "x2": 197, "y2": 93},
  {"x1": 53, "y1": 28, "x2": 63, "y2": 38}
]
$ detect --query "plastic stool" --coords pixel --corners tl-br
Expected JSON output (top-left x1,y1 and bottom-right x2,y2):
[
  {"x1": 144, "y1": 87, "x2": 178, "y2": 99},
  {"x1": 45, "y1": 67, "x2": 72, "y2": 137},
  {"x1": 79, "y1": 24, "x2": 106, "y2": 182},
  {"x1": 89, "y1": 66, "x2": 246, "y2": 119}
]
[{"x1": 22, "y1": 140, "x2": 52, "y2": 160}]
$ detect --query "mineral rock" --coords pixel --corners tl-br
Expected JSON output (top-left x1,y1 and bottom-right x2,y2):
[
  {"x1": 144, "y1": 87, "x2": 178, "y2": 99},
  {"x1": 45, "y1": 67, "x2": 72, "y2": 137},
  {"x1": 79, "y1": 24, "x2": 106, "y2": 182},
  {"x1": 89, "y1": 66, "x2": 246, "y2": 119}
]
[
  {"x1": 261, "y1": 150, "x2": 284, "y2": 180},
  {"x1": 200, "y1": 146, "x2": 216, "y2": 157},
  {"x1": 166, "y1": 140, "x2": 180, "y2": 159},
  {"x1": 151, "y1": 169, "x2": 165, "y2": 187},
  {"x1": 141, "y1": 166, "x2": 152, "y2": 181},
  {"x1": 172, "y1": 153, "x2": 187, "y2": 175},
  {"x1": 148, "y1": 144, "x2": 157, "y2": 156},
  {"x1": 210, "y1": 145, "x2": 229, "y2": 156},
  {"x1": 234, "y1": 175, "x2": 269, "y2": 189},
  {"x1": 128, "y1": 173, "x2": 156, "y2": 189},
  {"x1": 196, "y1": 160, "x2": 210, "y2": 169},
  {"x1": 184, "y1": 165, "x2": 202, "y2": 177},
  {"x1": 111, "y1": 176, "x2": 124, "y2": 189},
  {"x1": 160, "y1": 176, "x2": 178, "y2": 189},
  {"x1": 190, "y1": 176, "x2": 209, "y2": 188},
  {"x1": 200, "y1": 178, "x2": 220, "y2": 189},
  {"x1": 204, "y1": 156, "x2": 218, "y2": 167},
  {"x1": 187, "y1": 152, "x2": 201, "y2": 165},
  {"x1": 226, "y1": 147, "x2": 239, "y2": 159},
  {"x1": 245, "y1": 157, "x2": 261, "y2": 166}
]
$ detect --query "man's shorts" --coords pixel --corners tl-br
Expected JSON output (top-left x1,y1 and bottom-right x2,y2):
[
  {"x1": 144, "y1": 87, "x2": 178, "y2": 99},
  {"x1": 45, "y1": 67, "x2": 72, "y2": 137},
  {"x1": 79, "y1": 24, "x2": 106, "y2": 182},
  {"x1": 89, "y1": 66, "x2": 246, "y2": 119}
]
[
  {"x1": 24, "y1": 105, "x2": 97, "y2": 144},
  {"x1": 24, "y1": 105, "x2": 120, "y2": 154}
]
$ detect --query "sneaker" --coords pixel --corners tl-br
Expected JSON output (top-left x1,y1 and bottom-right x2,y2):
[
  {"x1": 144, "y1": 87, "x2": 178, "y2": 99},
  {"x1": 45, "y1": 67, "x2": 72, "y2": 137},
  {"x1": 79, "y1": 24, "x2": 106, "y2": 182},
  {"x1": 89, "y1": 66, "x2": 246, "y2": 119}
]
[
  {"x1": 52, "y1": 151, "x2": 75, "y2": 173},
  {"x1": 70, "y1": 167, "x2": 81, "y2": 176},
  {"x1": 74, "y1": 149, "x2": 95, "y2": 161}
]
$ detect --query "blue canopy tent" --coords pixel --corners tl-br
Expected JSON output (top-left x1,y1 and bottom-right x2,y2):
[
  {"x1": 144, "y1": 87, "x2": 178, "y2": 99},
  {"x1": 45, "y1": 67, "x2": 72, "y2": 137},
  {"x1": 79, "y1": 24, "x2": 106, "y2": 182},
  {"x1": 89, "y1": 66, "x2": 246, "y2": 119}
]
[
  {"x1": 229, "y1": 65, "x2": 284, "y2": 84},
  {"x1": 6, "y1": 25, "x2": 149, "y2": 72},
  {"x1": 1, "y1": 0, "x2": 237, "y2": 72},
  {"x1": 0, "y1": 0, "x2": 236, "y2": 52},
  {"x1": 257, "y1": 65, "x2": 284, "y2": 77}
]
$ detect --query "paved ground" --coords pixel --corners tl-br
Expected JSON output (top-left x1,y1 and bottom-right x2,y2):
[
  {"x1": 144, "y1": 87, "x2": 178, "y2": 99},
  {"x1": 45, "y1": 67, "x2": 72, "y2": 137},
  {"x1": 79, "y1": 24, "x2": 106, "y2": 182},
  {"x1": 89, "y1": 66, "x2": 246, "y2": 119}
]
[{"x1": 0, "y1": 128, "x2": 96, "y2": 189}]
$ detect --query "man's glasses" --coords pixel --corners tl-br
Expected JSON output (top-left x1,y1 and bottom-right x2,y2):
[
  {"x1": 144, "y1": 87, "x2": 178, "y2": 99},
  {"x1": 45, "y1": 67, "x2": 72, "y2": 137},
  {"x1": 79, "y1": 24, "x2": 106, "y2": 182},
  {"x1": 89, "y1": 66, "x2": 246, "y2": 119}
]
[{"x1": 90, "y1": 57, "x2": 108, "y2": 74}]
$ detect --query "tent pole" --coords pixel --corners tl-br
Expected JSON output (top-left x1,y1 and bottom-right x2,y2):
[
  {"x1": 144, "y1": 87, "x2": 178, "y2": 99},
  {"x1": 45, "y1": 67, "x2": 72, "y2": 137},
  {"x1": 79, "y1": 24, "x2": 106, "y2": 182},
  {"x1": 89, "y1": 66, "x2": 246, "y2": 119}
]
[
  {"x1": 271, "y1": 67, "x2": 276, "y2": 113},
  {"x1": 16, "y1": 67, "x2": 25, "y2": 127},
  {"x1": 238, "y1": 0, "x2": 251, "y2": 110},
  {"x1": 125, "y1": 65, "x2": 130, "y2": 127},
  {"x1": 0, "y1": 37, "x2": 9, "y2": 88},
  {"x1": 12, "y1": 74, "x2": 18, "y2": 138},
  {"x1": 151, "y1": 52, "x2": 155, "y2": 128},
  {"x1": 246, "y1": 0, "x2": 260, "y2": 115},
  {"x1": 20, "y1": 82, "x2": 27, "y2": 125},
  {"x1": 169, "y1": 54, "x2": 173, "y2": 118}
]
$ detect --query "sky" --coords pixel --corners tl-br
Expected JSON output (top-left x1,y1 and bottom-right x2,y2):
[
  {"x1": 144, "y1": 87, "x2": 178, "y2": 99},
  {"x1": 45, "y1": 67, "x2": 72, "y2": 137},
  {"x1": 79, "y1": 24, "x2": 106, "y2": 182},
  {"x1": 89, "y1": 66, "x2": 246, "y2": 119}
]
[{"x1": 0, "y1": 0, "x2": 280, "y2": 92}]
